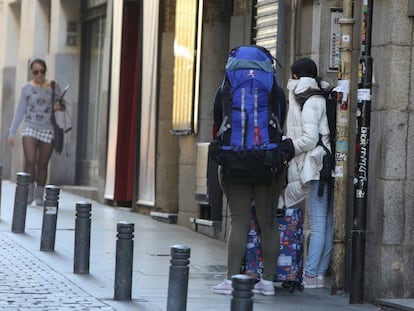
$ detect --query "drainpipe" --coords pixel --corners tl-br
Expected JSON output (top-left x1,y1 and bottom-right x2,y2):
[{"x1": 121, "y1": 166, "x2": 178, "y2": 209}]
[
  {"x1": 331, "y1": 0, "x2": 354, "y2": 294},
  {"x1": 350, "y1": 0, "x2": 373, "y2": 304}
]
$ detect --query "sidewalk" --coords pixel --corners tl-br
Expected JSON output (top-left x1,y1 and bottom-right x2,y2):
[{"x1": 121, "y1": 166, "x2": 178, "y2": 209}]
[{"x1": 0, "y1": 180, "x2": 382, "y2": 311}]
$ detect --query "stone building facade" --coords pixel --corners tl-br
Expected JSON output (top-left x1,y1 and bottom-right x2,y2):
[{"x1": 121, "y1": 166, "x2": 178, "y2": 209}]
[
  {"x1": 0, "y1": 0, "x2": 413, "y2": 303},
  {"x1": 364, "y1": 0, "x2": 414, "y2": 301}
]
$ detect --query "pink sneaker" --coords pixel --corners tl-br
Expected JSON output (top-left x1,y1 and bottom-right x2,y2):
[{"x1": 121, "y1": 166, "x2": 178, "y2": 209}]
[
  {"x1": 211, "y1": 279, "x2": 233, "y2": 295},
  {"x1": 303, "y1": 274, "x2": 318, "y2": 289},
  {"x1": 317, "y1": 275, "x2": 325, "y2": 288},
  {"x1": 252, "y1": 279, "x2": 275, "y2": 296}
]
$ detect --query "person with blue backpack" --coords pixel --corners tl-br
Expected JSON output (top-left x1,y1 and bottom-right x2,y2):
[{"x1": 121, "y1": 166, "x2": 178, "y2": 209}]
[
  {"x1": 209, "y1": 45, "x2": 294, "y2": 296},
  {"x1": 284, "y1": 58, "x2": 334, "y2": 289}
]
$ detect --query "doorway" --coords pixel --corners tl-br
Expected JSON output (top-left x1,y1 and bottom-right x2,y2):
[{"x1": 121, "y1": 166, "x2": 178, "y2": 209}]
[{"x1": 77, "y1": 5, "x2": 107, "y2": 185}]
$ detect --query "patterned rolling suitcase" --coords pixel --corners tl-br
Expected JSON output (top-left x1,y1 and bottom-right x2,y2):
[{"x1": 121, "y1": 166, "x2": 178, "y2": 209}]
[
  {"x1": 242, "y1": 205, "x2": 304, "y2": 292},
  {"x1": 275, "y1": 207, "x2": 304, "y2": 292}
]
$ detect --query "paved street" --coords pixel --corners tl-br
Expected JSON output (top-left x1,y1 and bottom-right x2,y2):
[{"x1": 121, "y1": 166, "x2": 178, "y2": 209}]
[
  {"x1": 0, "y1": 180, "x2": 384, "y2": 310},
  {"x1": 0, "y1": 234, "x2": 112, "y2": 310}
]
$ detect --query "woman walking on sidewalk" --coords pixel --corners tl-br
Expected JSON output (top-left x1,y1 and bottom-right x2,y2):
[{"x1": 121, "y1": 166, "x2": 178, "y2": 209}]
[{"x1": 8, "y1": 58, "x2": 65, "y2": 206}]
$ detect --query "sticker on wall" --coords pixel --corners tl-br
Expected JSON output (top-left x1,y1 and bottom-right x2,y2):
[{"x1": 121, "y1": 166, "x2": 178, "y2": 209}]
[
  {"x1": 338, "y1": 116, "x2": 348, "y2": 124},
  {"x1": 357, "y1": 88, "x2": 371, "y2": 101},
  {"x1": 336, "y1": 79, "x2": 350, "y2": 92},
  {"x1": 336, "y1": 80, "x2": 350, "y2": 111},
  {"x1": 342, "y1": 34, "x2": 351, "y2": 42},
  {"x1": 336, "y1": 140, "x2": 348, "y2": 152},
  {"x1": 340, "y1": 97, "x2": 349, "y2": 111},
  {"x1": 335, "y1": 165, "x2": 344, "y2": 177},
  {"x1": 337, "y1": 125, "x2": 349, "y2": 138},
  {"x1": 355, "y1": 189, "x2": 365, "y2": 198},
  {"x1": 336, "y1": 152, "x2": 347, "y2": 162}
]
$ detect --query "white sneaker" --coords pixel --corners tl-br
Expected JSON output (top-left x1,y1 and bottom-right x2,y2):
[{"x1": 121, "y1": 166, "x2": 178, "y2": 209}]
[
  {"x1": 252, "y1": 279, "x2": 275, "y2": 296},
  {"x1": 211, "y1": 279, "x2": 233, "y2": 295},
  {"x1": 27, "y1": 183, "x2": 34, "y2": 205},
  {"x1": 34, "y1": 186, "x2": 44, "y2": 206}
]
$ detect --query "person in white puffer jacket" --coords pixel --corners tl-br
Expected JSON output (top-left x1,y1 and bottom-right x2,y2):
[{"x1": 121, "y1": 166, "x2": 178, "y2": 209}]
[{"x1": 284, "y1": 58, "x2": 334, "y2": 289}]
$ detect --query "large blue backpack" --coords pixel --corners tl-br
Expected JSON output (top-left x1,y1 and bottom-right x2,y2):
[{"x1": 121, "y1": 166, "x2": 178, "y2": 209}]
[{"x1": 210, "y1": 45, "x2": 287, "y2": 182}]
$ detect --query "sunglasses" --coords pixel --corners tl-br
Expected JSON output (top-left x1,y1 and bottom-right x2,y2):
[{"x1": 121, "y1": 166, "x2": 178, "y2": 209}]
[{"x1": 32, "y1": 69, "x2": 46, "y2": 75}]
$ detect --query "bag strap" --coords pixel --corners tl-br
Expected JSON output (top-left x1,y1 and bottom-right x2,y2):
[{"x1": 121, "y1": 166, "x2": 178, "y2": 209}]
[
  {"x1": 317, "y1": 134, "x2": 330, "y2": 154},
  {"x1": 50, "y1": 80, "x2": 57, "y2": 126},
  {"x1": 317, "y1": 134, "x2": 335, "y2": 203},
  {"x1": 51, "y1": 80, "x2": 55, "y2": 106}
]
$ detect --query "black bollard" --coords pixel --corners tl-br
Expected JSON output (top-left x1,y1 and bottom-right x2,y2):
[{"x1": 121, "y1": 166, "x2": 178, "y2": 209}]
[
  {"x1": 231, "y1": 274, "x2": 255, "y2": 311},
  {"x1": 40, "y1": 185, "x2": 60, "y2": 251},
  {"x1": 74, "y1": 202, "x2": 92, "y2": 274},
  {"x1": 114, "y1": 221, "x2": 135, "y2": 301},
  {"x1": 166, "y1": 245, "x2": 191, "y2": 311},
  {"x1": 11, "y1": 172, "x2": 31, "y2": 233}
]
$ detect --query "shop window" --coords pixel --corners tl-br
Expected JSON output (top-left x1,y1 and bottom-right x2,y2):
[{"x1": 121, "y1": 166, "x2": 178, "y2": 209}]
[{"x1": 171, "y1": 0, "x2": 203, "y2": 135}]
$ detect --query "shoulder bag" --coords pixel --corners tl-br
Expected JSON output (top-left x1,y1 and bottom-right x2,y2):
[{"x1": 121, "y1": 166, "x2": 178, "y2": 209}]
[{"x1": 50, "y1": 80, "x2": 64, "y2": 154}]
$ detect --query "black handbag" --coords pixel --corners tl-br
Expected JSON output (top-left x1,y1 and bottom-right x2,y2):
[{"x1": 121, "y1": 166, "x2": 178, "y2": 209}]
[
  {"x1": 50, "y1": 80, "x2": 64, "y2": 154},
  {"x1": 53, "y1": 123, "x2": 64, "y2": 154}
]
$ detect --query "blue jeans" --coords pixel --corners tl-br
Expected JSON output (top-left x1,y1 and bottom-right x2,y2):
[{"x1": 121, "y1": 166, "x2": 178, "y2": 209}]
[{"x1": 304, "y1": 180, "x2": 334, "y2": 277}]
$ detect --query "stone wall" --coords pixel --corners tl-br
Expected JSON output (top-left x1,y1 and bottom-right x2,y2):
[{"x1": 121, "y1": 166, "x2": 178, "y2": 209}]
[
  {"x1": 176, "y1": 0, "x2": 232, "y2": 227},
  {"x1": 365, "y1": 0, "x2": 414, "y2": 301},
  {"x1": 156, "y1": 0, "x2": 179, "y2": 214}
]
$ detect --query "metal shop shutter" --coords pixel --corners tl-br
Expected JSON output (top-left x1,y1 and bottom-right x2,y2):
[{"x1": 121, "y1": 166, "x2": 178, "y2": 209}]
[{"x1": 253, "y1": 0, "x2": 279, "y2": 58}]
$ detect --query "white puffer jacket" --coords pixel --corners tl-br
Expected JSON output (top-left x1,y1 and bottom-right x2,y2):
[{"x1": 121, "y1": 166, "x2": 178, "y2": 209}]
[{"x1": 284, "y1": 77, "x2": 331, "y2": 207}]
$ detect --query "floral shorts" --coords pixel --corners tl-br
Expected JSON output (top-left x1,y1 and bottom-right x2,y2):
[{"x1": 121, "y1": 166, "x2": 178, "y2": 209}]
[{"x1": 21, "y1": 127, "x2": 54, "y2": 144}]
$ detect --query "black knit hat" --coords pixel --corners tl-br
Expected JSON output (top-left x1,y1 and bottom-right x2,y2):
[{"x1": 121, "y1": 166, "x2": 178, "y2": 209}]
[{"x1": 290, "y1": 58, "x2": 317, "y2": 78}]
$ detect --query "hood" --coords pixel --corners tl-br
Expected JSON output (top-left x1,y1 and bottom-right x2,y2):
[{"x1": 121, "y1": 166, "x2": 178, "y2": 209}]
[
  {"x1": 288, "y1": 77, "x2": 319, "y2": 94},
  {"x1": 287, "y1": 77, "x2": 331, "y2": 106}
]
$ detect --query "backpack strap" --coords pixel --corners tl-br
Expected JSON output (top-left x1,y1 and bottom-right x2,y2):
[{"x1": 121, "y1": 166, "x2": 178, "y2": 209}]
[
  {"x1": 317, "y1": 134, "x2": 330, "y2": 153},
  {"x1": 50, "y1": 80, "x2": 57, "y2": 126},
  {"x1": 317, "y1": 134, "x2": 334, "y2": 203},
  {"x1": 299, "y1": 88, "x2": 335, "y2": 202},
  {"x1": 268, "y1": 75, "x2": 284, "y2": 142},
  {"x1": 295, "y1": 88, "x2": 327, "y2": 109},
  {"x1": 217, "y1": 76, "x2": 233, "y2": 144}
]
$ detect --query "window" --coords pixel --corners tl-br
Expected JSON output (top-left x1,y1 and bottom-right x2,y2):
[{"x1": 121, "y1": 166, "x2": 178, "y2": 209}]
[{"x1": 171, "y1": 0, "x2": 203, "y2": 135}]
